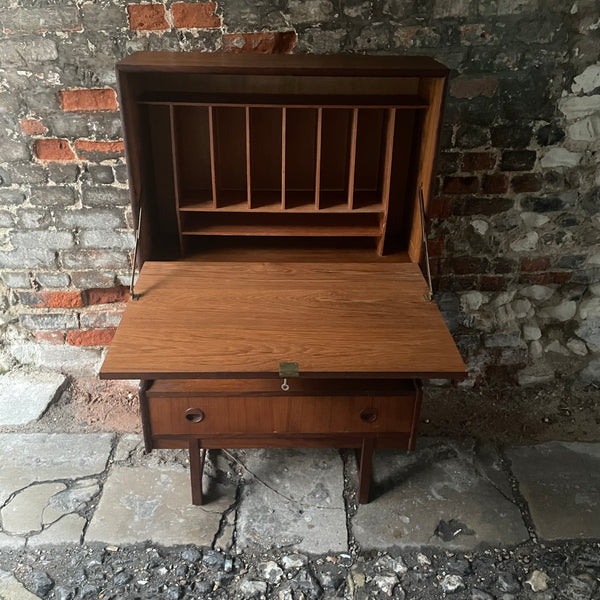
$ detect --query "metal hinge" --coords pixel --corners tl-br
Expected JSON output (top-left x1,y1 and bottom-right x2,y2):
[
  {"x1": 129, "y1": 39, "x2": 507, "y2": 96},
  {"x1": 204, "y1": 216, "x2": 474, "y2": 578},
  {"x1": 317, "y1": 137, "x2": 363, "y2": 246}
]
[
  {"x1": 418, "y1": 184, "x2": 434, "y2": 302},
  {"x1": 130, "y1": 205, "x2": 143, "y2": 301}
]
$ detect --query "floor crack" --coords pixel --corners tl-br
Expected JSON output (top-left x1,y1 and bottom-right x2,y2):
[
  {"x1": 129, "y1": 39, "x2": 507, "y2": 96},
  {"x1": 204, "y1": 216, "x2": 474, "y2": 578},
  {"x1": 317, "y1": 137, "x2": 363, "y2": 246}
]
[{"x1": 222, "y1": 450, "x2": 343, "y2": 510}]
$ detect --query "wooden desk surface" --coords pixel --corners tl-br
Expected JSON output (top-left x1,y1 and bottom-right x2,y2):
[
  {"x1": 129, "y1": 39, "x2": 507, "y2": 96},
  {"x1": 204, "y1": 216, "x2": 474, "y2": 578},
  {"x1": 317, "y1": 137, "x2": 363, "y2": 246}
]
[{"x1": 100, "y1": 262, "x2": 466, "y2": 380}]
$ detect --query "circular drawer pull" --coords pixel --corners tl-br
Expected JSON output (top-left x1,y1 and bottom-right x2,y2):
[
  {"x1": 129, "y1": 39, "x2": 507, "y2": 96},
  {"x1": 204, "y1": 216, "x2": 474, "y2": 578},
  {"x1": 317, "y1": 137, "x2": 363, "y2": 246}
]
[
  {"x1": 360, "y1": 408, "x2": 378, "y2": 423},
  {"x1": 185, "y1": 408, "x2": 205, "y2": 423}
]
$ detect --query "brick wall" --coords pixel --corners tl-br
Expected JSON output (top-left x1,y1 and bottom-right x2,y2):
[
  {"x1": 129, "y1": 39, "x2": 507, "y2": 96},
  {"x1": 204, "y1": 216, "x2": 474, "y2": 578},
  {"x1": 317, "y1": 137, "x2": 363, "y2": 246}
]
[{"x1": 0, "y1": 0, "x2": 598, "y2": 384}]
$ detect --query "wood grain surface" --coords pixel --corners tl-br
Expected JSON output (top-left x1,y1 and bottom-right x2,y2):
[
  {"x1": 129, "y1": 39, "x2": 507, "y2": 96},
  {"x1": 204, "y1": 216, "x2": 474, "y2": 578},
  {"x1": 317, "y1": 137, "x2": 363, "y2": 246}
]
[
  {"x1": 100, "y1": 261, "x2": 466, "y2": 379},
  {"x1": 148, "y1": 394, "x2": 415, "y2": 435}
]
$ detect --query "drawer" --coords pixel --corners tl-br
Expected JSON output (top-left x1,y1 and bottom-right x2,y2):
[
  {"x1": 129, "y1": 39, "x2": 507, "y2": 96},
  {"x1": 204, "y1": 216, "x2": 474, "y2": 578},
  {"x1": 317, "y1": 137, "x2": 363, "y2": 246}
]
[{"x1": 148, "y1": 394, "x2": 416, "y2": 436}]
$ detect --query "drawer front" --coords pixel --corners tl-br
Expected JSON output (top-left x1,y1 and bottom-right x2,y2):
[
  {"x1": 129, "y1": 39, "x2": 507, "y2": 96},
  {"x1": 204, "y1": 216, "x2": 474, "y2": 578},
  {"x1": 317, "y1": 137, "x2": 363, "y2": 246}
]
[{"x1": 148, "y1": 394, "x2": 416, "y2": 436}]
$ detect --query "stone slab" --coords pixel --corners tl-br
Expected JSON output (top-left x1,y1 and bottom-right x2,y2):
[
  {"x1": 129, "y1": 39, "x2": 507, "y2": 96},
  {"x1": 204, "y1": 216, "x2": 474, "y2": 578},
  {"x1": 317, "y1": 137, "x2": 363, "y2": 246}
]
[
  {"x1": 235, "y1": 449, "x2": 347, "y2": 554},
  {"x1": 85, "y1": 465, "x2": 236, "y2": 546},
  {"x1": 0, "y1": 570, "x2": 40, "y2": 600},
  {"x1": 507, "y1": 442, "x2": 600, "y2": 540},
  {"x1": 0, "y1": 433, "x2": 114, "y2": 506},
  {"x1": 352, "y1": 439, "x2": 529, "y2": 551},
  {"x1": 0, "y1": 370, "x2": 66, "y2": 425}
]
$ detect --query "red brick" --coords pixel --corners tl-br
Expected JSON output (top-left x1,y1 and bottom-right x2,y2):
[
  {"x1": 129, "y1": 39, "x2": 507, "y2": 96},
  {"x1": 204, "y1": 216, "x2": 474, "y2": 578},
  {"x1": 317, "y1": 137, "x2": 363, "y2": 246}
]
[
  {"x1": 511, "y1": 173, "x2": 542, "y2": 193},
  {"x1": 74, "y1": 140, "x2": 124, "y2": 161},
  {"x1": 480, "y1": 275, "x2": 506, "y2": 291},
  {"x1": 35, "y1": 331, "x2": 65, "y2": 345},
  {"x1": 482, "y1": 173, "x2": 509, "y2": 194},
  {"x1": 222, "y1": 31, "x2": 297, "y2": 54},
  {"x1": 60, "y1": 89, "x2": 118, "y2": 111},
  {"x1": 518, "y1": 271, "x2": 571, "y2": 285},
  {"x1": 20, "y1": 118, "x2": 47, "y2": 135},
  {"x1": 461, "y1": 152, "x2": 496, "y2": 172},
  {"x1": 429, "y1": 197, "x2": 451, "y2": 219},
  {"x1": 85, "y1": 285, "x2": 129, "y2": 306},
  {"x1": 442, "y1": 176, "x2": 479, "y2": 195},
  {"x1": 450, "y1": 76, "x2": 498, "y2": 99},
  {"x1": 67, "y1": 329, "x2": 116, "y2": 346},
  {"x1": 172, "y1": 2, "x2": 220, "y2": 28},
  {"x1": 521, "y1": 256, "x2": 550, "y2": 272},
  {"x1": 451, "y1": 257, "x2": 488, "y2": 275},
  {"x1": 20, "y1": 290, "x2": 84, "y2": 309},
  {"x1": 34, "y1": 138, "x2": 75, "y2": 161},
  {"x1": 428, "y1": 238, "x2": 444, "y2": 258},
  {"x1": 127, "y1": 4, "x2": 169, "y2": 30}
]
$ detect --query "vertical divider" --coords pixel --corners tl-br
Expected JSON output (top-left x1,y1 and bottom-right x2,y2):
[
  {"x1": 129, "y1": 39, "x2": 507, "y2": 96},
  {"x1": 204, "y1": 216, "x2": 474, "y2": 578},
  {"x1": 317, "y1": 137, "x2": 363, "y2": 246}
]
[
  {"x1": 315, "y1": 107, "x2": 323, "y2": 210},
  {"x1": 245, "y1": 106, "x2": 252, "y2": 209},
  {"x1": 347, "y1": 108, "x2": 359, "y2": 210},
  {"x1": 281, "y1": 107, "x2": 286, "y2": 210},
  {"x1": 168, "y1": 104, "x2": 184, "y2": 254},
  {"x1": 377, "y1": 108, "x2": 397, "y2": 256},
  {"x1": 207, "y1": 106, "x2": 217, "y2": 209}
]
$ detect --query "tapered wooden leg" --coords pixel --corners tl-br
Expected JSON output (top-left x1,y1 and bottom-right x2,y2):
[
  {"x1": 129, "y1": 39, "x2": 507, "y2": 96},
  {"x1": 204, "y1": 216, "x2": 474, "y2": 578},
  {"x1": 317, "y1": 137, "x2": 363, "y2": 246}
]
[
  {"x1": 188, "y1": 440, "x2": 206, "y2": 505},
  {"x1": 358, "y1": 438, "x2": 375, "y2": 504}
]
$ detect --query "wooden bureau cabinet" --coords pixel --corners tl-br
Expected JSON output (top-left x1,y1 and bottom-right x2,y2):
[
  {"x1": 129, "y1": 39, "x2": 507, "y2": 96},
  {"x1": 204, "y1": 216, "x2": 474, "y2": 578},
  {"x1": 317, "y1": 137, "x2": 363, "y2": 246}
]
[{"x1": 100, "y1": 53, "x2": 466, "y2": 505}]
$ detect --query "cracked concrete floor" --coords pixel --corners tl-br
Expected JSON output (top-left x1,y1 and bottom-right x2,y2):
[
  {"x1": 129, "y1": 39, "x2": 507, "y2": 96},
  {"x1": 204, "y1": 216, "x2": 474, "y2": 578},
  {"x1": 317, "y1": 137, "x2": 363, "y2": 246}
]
[{"x1": 1, "y1": 433, "x2": 599, "y2": 554}]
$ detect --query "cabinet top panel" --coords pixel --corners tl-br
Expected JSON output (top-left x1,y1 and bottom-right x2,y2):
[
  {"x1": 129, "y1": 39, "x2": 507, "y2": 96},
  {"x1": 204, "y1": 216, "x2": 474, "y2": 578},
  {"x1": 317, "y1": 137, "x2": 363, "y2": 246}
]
[
  {"x1": 117, "y1": 52, "x2": 449, "y2": 77},
  {"x1": 100, "y1": 261, "x2": 466, "y2": 380}
]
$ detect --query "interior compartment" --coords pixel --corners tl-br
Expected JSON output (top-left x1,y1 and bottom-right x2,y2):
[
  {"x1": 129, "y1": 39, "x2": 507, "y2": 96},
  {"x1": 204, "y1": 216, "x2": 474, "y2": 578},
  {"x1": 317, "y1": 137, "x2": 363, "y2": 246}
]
[
  {"x1": 319, "y1": 108, "x2": 352, "y2": 209},
  {"x1": 213, "y1": 106, "x2": 248, "y2": 208},
  {"x1": 173, "y1": 106, "x2": 213, "y2": 208},
  {"x1": 249, "y1": 107, "x2": 282, "y2": 209},
  {"x1": 180, "y1": 212, "x2": 382, "y2": 237},
  {"x1": 285, "y1": 108, "x2": 318, "y2": 210}
]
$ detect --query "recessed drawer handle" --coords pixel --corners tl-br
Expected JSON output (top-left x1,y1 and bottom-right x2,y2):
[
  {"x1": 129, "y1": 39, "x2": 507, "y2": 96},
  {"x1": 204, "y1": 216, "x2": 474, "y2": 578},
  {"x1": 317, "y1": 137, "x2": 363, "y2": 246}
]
[
  {"x1": 185, "y1": 408, "x2": 205, "y2": 423},
  {"x1": 360, "y1": 408, "x2": 378, "y2": 423}
]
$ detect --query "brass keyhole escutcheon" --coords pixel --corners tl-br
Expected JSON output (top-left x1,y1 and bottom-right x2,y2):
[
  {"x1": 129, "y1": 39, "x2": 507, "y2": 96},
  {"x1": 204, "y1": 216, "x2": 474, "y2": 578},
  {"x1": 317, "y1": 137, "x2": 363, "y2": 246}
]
[
  {"x1": 360, "y1": 408, "x2": 378, "y2": 423},
  {"x1": 185, "y1": 408, "x2": 205, "y2": 423}
]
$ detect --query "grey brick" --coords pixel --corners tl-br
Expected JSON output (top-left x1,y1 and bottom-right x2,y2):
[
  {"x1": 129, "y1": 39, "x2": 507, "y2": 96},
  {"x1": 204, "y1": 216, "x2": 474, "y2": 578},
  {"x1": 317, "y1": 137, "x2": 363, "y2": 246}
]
[
  {"x1": 287, "y1": 0, "x2": 334, "y2": 24},
  {"x1": 80, "y1": 309, "x2": 123, "y2": 329},
  {"x1": 81, "y1": 3, "x2": 126, "y2": 30},
  {"x1": 82, "y1": 186, "x2": 130, "y2": 207},
  {"x1": 25, "y1": 89, "x2": 60, "y2": 114},
  {"x1": 0, "y1": 92, "x2": 21, "y2": 114},
  {"x1": 0, "y1": 248, "x2": 57, "y2": 269},
  {"x1": 16, "y1": 208, "x2": 53, "y2": 229},
  {"x1": 47, "y1": 164, "x2": 79, "y2": 184},
  {"x1": 2, "y1": 162, "x2": 47, "y2": 185},
  {"x1": 87, "y1": 165, "x2": 114, "y2": 185},
  {"x1": 30, "y1": 186, "x2": 75, "y2": 207},
  {"x1": 0, "y1": 211, "x2": 15, "y2": 228},
  {"x1": 70, "y1": 270, "x2": 116, "y2": 288},
  {"x1": 0, "y1": 166, "x2": 11, "y2": 186},
  {"x1": 47, "y1": 113, "x2": 90, "y2": 138},
  {"x1": 11, "y1": 230, "x2": 74, "y2": 250},
  {"x1": 19, "y1": 312, "x2": 78, "y2": 331},
  {"x1": 60, "y1": 249, "x2": 130, "y2": 270},
  {"x1": 484, "y1": 333, "x2": 522, "y2": 348},
  {"x1": 80, "y1": 230, "x2": 134, "y2": 250},
  {"x1": 35, "y1": 272, "x2": 71, "y2": 288},
  {"x1": 114, "y1": 164, "x2": 128, "y2": 184},
  {"x1": 0, "y1": 7, "x2": 80, "y2": 33},
  {"x1": 0, "y1": 271, "x2": 31, "y2": 288},
  {"x1": 0, "y1": 190, "x2": 26, "y2": 205},
  {"x1": 88, "y1": 114, "x2": 123, "y2": 139},
  {"x1": 55, "y1": 209, "x2": 124, "y2": 230},
  {"x1": 0, "y1": 139, "x2": 29, "y2": 162},
  {"x1": 0, "y1": 38, "x2": 58, "y2": 67}
]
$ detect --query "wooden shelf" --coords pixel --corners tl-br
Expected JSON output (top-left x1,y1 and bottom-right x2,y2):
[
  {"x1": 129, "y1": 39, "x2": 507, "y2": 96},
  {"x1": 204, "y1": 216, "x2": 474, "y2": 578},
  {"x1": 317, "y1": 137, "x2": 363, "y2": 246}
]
[
  {"x1": 179, "y1": 191, "x2": 383, "y2": 213},
  {"x1": 181, "y1": 213, "x2": 382, "y2": 237},
  {"x1": 138, "y1": 92, "x2": 428, "y2": 109}
]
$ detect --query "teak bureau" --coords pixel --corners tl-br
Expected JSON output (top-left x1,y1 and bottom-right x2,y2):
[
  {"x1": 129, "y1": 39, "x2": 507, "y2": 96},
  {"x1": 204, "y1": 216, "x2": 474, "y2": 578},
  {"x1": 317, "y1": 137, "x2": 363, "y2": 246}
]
[{"x1": 100, "y1": 52, "x2": 467, "y2": 505}]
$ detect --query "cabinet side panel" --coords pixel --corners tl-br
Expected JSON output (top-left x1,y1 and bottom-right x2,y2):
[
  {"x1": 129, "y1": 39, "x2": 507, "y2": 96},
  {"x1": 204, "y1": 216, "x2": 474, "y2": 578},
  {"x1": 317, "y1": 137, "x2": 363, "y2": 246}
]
[{"x1": 407, "y1": 76, "x2": 447, "y2": 264}]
